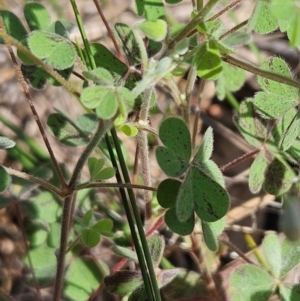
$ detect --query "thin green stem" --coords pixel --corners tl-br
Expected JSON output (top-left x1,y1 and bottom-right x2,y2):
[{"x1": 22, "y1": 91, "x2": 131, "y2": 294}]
[
  {"x1": 220, "y1": 148, "x2": 260, "y2": 173},
  {"x1": 219, "y1": 19, "x2": 248, "y2": 40},
  {"x1": 196, "y1": 0, "x2": 203, "y2": 10},
  {"x1": 192, "y1": 79, "x2": 206, "y2": 149},
  {"x1": 69, "y1": 119, "x2": 113, "y2": 189},
  {"x1": 168, "y1": 0, "x2": 219, "y2": 50},
  {"x1": 4, "y1": 167, "x2": 62, "y2": 196},
  {"x1": 138, "y1": 88, "x2": 153, "y2": 227},
  {"x1": 75, "y1": 181, "x2": 157, "y2": 191},
  {"x1": 105, "y1": 133, "x2": 155, "y2": 301},
  {"x1": 222, "y1": 54, "x2": 300, "y2": 89},
  {"x1": 70, "y1": 0, "x2": 96, "y2": 69},
  {"x1": 110, "y1": 128, "x2": 162, "y2": 301},
  {"x1": 53, "y1": 194, "x2": 74, "y2": 301}
]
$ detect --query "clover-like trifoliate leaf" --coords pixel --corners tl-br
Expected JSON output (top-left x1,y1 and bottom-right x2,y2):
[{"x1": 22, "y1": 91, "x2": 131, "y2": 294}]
[
  {"x1": 81, "y1": 86, "x2": 134, "y2": 120},
  {"x1": 156, "y1": 117, "x2": 191, "y2": 177},
  {"x1": 24, "y1": 2, "x2": 51, "y2": 31},
  {"x1": 248, "y1": 0, "x2": 278, "y2": 34},
  {"x1": 27, "y1": 31, "x2": 76, "y2": 70}
]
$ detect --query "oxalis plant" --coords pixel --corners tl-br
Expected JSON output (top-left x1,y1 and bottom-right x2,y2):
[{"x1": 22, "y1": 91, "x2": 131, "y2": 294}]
[{"x1": 1, "y1": 0, "x2": 300, "y2": 300}]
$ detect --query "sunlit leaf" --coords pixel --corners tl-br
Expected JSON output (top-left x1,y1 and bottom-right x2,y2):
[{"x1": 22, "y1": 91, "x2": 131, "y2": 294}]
[
  {"x1": 28, "y1": 31, "x2": 76, "y2": 70},
  {"x1": 229, "y1": 264, "x2": 275, "y2": 301},
  {"x1": 193, "y1": 40, "x2": 222, "y2": 80},
  {"x1": 137, "y1": 20, "x2": 167, "y2": 42}
]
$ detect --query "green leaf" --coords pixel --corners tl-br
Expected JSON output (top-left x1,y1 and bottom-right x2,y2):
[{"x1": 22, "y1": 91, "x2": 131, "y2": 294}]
[
  {"x1": 279, "y1": 283, "x2": 300, "y2": 301},
  {"x1": 82, "y1": 68, "x2": 114, "y2": 85},
  {"x1": 248, "y1": 0, "x2": 278, "y2": 34},
  {"x1": 47, "y1": 222, "x2": 61, "y2": 248},
  {"x1": 176, "y1": 169, "x2": 195, "y2": 222},
  {"x1": 263, "y1": 233, "x2": 300, "y2": 278},
  {"x1": 24, "y1": 244, "x2": 56, "y2": 282},
  {"x1": 193, "y1": 40, "x2": 222, "y2": 80},
  {"x1": 77, "y1": 114, "x2": 98, "y2": 133},
  {"x1": 287, "y1": 10, "x2": 300, "y2": 47},
  {"x1": 193, "y1": 127, "x2": 214, "y2": 162},
  {"x1": 81, "y1": 228, "x2": 101, "y2": 248},
  {"x1": 222, "y1": 31, "x2": 251, "y2": 47},
  {"x1": 158, "y1": 117, "x2": 191, "y2": 161},
  {"x1": 90, "y1": 43, "x2": 128, "y2": 81},
  {"x1": 180, "y1": 167, "x2": 229, "y2": 223},
  {"x1": 24, "y1": 191, "x2": 61, "y2": 223},
  {"x1": 147, "y1": 236, "x2": 164, "y2": 267},
  {"x1": 262, "y1": 233, "x2": 281, "y2": 278},
  {"x1": 111, "y1": 245, "x2": 138, "y2": 262},
  {"x1": 270, "y1": 0, "x2": 295, "y2": 32},
  {"x1": 119, "y1": 124, "x2": 138, "y2": 137},
  {"x1": 95, "y1": 167, "x2": 115, "y2": 180},
  {"x1": 65, "y1": 258, "x2": 105, "y2": 301},
  {"x1": 263, "y1": 157, "x2": 294, "y2": 195},
  {"x1": 254, "y1": 57, "x2": 297, "y2": 119},
  {"x1": 24, "y1": 2, "x2": 51, "y2": 31},
  {"x1": 29, "y1": 228, "x2": 48, "y2": 247},
  {"x1": 157, "y1": 178, "x2": 181, "y2": 208},
  {"x1": 104, "y1": 271, "x2": 143, "y2": 296},
  {"x1": 82, "y1": 209, "x2": 94, "y2": 227},
  {"x1": 196, "y1": 160, "x2": 225, "y2": 188},
  {"x1": 249, "y1": 150, "x2": 269, "y2": 193},
  {"x1": 0, "y1": 10, "x2": 27, "y2": 43},
  {"x1": 279, "y1": 112, "x2": 300, "y2": 151},
  {"x1": 216, "y1": 62, "x2": 246, "y2": 100},
  {"x1": 229, "y1": 264, "x2": 275, "y2": 301},
  {"x1": 114, "y1": 23, "x2": 141, "y2": 66},
  {"x1": 91, "y1": 219, "x2": 113, "y2": 235},
  {"x1": 144, "y1": 0, "x2": 165, "y2": 20},
  {"x1": 234, "y1": 99, "x2": 267, "y2": 147},
  {"x1": 0, "y1": 136, "x2": 15, "y2": 149},
  {"x1": 88, "y1": 157, "x2": 105, "y2": 180},
  {"x1": 137, "y1": 20, "x2": 167, "y2": 42},
  {"x1": 47, "y1": 113, "x2": 90, "y2": 146},
  {"x1": 46, "y1": 20, "x2": 74, "y2": 38},
  {"x1": 27, "y1": 31, "x2": 76, "y2": 70},
  {"x1": 165, "y1": 206, "x2": 194, "y2": 236},
  {"x1": 202, "y1": 218, "x2": 225, "y2": 252}
]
